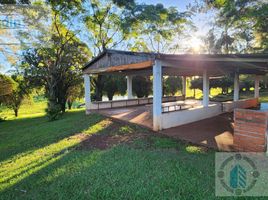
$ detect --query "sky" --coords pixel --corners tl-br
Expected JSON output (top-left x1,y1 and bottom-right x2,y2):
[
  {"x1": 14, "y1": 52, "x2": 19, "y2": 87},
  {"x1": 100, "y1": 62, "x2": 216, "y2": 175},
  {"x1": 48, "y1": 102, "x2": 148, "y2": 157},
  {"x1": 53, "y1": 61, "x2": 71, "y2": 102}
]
[{"x1": 0, "y1": 0, "x2": 216, "y2": 74}]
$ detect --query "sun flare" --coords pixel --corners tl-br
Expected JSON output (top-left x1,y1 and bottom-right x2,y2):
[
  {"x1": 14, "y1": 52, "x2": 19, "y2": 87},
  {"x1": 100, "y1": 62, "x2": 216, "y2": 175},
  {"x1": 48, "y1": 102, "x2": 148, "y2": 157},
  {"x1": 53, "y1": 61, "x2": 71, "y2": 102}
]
[{"x1": 189, "y1": 37, "x2": 202, "y2": 53}]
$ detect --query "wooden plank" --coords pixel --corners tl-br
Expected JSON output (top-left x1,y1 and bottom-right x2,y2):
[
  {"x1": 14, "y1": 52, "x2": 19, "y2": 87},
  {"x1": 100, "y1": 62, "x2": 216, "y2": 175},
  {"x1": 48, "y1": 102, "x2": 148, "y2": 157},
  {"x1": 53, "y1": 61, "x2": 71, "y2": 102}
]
[{"x1": 106, "y1": 60, "x2": 153, "y2": 72}]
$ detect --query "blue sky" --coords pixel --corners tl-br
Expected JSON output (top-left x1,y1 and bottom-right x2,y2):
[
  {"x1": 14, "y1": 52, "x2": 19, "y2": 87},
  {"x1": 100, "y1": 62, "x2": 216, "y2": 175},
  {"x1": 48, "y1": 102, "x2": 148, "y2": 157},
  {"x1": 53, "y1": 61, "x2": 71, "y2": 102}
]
[{"x1": 138, "y1": 0, "x2": 192, "y2": 8}]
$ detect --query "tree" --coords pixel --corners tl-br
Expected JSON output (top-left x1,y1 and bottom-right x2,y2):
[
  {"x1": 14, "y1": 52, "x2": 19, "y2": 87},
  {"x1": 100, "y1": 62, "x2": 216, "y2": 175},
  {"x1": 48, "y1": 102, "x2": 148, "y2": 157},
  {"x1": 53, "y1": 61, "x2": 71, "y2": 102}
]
[
  {"x1": 66, "y1": 81, "x2": 84, "y2": 110},
  {"x1": 0, "y1": 74, "x2": 16, "y2": 97},
  {"x1": 21, "y1": 13, "x2": 90, "y2": 120},
  {"x1": 0, "y1": 75, "x2": 30, "y2": 117},
  {"x1": 203, "y1": 0, "x2": 268, "y2": 53},
  {"x1": 130, "y1": 4, "x2": 191, "y2": 53},
  {"x1": 163, "y1": 76, "x2": 182, "y2": 96},
  {"x1": 84, "y1": 0, "x2": 191, "y2": 100},
  {"x1": 240, "y1": 75, "x2": 254, "y2": 92},
  {"x1": 83, "y1": 0, "x2": 134, "y2": 101},
  {"x1": 103, "y1": 75, "x2": 126, "y2": 101},
  {"x1": 190, "y1": 78, "x2": 203, "y2": 91},
  {"x1": 133, "y1": 76, "x2": 152, "y2": 98},
  {"x1": 190, "y1": 76, "x2": 234, "y2": 94},
  {"x1": 0, "y1": 74, "x2": 17, "y2": 121},
  {"x1": 201, "y1": 28, "x2": 218, "y2": 54},
  {"x1": 210, "y1": 77, "x2": 233, "y2": 94}
]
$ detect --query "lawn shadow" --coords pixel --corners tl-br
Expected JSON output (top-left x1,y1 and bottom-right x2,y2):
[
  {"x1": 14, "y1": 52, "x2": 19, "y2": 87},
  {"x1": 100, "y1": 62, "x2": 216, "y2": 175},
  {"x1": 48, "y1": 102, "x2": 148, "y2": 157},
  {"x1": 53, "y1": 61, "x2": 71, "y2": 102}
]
[
  {"x1": 0, "y1": 110, "x2": 104, "y2": 162},
  {"x1": 0, "y1": 111, "x2": 221, "y2": 199},
  {"x1": 0, "y1": 126, "x2": 217, "y2": 200}
]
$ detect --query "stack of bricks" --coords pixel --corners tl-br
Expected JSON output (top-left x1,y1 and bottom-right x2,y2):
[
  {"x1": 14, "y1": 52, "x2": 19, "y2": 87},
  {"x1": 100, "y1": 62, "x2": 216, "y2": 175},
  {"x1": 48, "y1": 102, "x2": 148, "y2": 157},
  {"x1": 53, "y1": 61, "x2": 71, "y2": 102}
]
[{"x1": 234, "y1": 109, "x2": 268, "y2": 152}]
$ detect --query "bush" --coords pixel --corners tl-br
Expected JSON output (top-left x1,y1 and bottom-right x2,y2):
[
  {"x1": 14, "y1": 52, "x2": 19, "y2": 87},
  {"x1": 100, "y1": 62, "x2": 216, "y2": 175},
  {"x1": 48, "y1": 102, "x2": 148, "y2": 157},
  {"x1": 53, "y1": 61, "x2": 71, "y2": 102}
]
[
  {"x1": 163, "y1": 76, "x2": 182, "y2": 96},
  {"x1": 190, "y1": 76, "x2": 233, "y2": 94},
  {"x1": 0, "y1": 109, "x2": 6, "y2": 122},
  {"x1": 133, "y1": 76, "x2": 152, "y2": 98},
  {"x1": 103, "y1": 75, "x2": 126, "y2": 100},
  {"x1": 0, "y1": 74, "x2": 30, "y2": 117},
  {"x1": 46, "y1": 103, "x2": 62, "y2": 121}
]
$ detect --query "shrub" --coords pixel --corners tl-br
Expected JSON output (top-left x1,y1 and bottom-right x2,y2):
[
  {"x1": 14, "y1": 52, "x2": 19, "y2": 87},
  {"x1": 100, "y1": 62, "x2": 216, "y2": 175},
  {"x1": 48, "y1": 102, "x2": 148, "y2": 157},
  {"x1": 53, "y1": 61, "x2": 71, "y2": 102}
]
[
  {"x1": 133, "y1": 76, "x2": 152, "y2": 98},
  {"x1": 46, "y1": 103, "x2": 62, "y2": 121}
]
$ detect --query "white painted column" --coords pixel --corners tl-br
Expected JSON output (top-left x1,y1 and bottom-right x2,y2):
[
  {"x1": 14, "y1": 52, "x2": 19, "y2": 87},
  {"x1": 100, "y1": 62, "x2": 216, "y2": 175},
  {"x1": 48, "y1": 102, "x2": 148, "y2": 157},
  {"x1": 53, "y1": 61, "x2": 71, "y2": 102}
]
[
  {"x1": 84, "y1": 74, "x2": 91, "y2": 114},
  {"x1": 254, "y1": 75, "x2": 260, "y2": 98},
  {"x1": 153, "y1": 59, "x2": 162, "y2": 131},
  {"x1": 126, "y1": 75, "x2": 133, "y2": 99},
  {"x1": 182, "y1": 76, "x2": 186, "y2": 99},
  {"x1": 202, "y1": 69, "x2": 209, "y2": 107},
  {"x1": 234, "y1": 72, "x2": 239, "y2": 101}
]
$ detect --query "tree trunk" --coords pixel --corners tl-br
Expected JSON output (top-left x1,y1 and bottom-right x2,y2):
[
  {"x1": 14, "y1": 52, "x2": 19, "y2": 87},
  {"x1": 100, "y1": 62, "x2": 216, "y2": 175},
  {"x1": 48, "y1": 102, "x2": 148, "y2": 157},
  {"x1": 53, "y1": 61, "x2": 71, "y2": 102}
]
[
  {"x1": 108, "y1": 96, "x2": 113, "y2": 101},
  {"x1": 14, "y1": 108, "x2": 18, "y2": 117},
  {"x1": 60, "y1": 100, "x2": 66, "y2": 113},
  {"x1": 107, "y1": 93, "x2": 113, "y2": 101},
  {"x1": 95, "y1": 75, "x2": 104, "y2": 101},
  {"x1": 67, "y1": 100, "x2": 72, "y2": 110}
]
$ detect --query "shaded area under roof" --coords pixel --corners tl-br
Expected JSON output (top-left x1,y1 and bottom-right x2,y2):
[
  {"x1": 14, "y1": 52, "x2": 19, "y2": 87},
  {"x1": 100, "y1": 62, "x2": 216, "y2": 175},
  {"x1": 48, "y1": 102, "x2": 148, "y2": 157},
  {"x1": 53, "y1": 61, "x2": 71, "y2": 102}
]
[{"x1": 83, "y1": 49, "x2": 268, "y2": 76}]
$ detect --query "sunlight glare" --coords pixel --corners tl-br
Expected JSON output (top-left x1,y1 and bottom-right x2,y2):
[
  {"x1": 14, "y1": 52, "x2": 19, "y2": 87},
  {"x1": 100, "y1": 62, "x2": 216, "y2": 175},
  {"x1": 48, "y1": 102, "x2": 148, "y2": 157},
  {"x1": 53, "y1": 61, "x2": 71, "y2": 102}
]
[{"x1": 189, "y1": 36, "x2": 202, "y2": 53}]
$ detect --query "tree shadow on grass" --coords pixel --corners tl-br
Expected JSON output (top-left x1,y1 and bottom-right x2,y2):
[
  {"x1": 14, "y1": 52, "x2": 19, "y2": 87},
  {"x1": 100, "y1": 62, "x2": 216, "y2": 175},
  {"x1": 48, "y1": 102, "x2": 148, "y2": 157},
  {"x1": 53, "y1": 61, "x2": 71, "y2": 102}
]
[
  {"x1": 1, "y1": 147, "x2": 216, "y2": 199},
  {"x1": 0, "y1": 110, "x2": 105, "y2": 162},
  {"x1": 0, "y1": 118, "x2": 220, "y2": 200}
]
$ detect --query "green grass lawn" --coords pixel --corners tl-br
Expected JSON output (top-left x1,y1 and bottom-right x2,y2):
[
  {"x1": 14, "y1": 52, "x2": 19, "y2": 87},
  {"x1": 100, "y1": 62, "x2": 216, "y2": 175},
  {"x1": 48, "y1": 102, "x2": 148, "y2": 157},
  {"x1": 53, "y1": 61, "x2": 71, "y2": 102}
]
[{"x1": 1, "y1": 96, "x2": 268, "y2": 199}]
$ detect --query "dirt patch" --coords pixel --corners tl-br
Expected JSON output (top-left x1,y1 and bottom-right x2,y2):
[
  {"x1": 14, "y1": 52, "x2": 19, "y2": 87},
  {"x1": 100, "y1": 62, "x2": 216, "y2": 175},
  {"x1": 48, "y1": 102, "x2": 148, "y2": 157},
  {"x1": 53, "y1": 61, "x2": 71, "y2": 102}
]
[
  {"x1": 75, "y1": 118, "x2": 150, "y2": 150},
  {"x1": 75, "y1": 114, "x2": 217, "y2": 151},
  {"x1": 76, "y1": 132, "x2": 147, "y2": 150}
]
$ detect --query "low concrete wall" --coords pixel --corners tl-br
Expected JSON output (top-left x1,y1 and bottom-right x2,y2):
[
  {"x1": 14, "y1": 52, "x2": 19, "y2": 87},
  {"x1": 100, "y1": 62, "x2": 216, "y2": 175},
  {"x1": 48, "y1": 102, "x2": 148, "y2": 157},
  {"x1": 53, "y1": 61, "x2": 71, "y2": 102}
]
[
  {"x1": 222, "y1": 98, "x2": 259, "y2": 112},
  {"x1": 161, "y1": 103, "x2": 222, "y2": 129},
  {"x1": 234, "y1": 109, "x2": 268, "y2": 152},
  {"x1": 90, "y1": 96, "x2": 184, "y2": 110}
]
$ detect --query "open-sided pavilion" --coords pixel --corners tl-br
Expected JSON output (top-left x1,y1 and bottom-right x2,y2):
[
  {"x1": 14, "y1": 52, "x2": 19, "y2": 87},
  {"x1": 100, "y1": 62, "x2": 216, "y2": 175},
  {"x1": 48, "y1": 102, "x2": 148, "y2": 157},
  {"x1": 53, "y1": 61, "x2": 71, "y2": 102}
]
[{"x1": 83, "y1": 49, "x2": 268, "y2": 133}]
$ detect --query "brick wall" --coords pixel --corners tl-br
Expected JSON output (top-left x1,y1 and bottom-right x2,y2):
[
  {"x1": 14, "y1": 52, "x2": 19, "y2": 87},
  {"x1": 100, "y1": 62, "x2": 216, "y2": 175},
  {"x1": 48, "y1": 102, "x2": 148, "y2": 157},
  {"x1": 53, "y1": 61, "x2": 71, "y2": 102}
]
[{"x1": 234, "y1": 109, "x2": 268, "y2": 152}]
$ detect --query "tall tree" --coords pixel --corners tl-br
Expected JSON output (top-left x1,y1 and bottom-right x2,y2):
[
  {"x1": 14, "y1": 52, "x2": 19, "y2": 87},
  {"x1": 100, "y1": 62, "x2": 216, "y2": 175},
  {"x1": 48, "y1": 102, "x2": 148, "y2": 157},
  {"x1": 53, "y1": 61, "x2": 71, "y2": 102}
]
[
  {"x1": 163, "y1": 76, "x2": 182, "y2": 96},
  {"x1": 0, "y1": 74, "x2": 16, "y2": 97},
  {"x1": 103, "y1": 75, "x2": 126, "y2": 100},
  {"x1": 130, "y1": 4, "x2": 191, "y2": 53},
  {"x1": 83, "y1": 0, "x2": 191, "y2": 100},
  {"x1": 132, "y1": 76, "x2": 152, "y2": 98},
  {"x1": 0, "y1": 74, "x2": 30, "y2": 117},
  {"x1": 21, "y1": 10, "x2": 90, "y2": 120},
  {"x1": 83, "y1": 0, "x2": 133, "y2": 101},
  {"x1": 203, "y1": 0, "x2": 268, "y2": 53}
]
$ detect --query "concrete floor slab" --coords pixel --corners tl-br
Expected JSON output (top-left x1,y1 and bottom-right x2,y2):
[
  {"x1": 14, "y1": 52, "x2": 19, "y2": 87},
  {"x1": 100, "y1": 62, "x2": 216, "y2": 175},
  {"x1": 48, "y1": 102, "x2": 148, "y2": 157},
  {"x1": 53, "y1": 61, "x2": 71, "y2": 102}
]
[
  {"x1": 94, "y1": 102, "x2": 234, "y2": 151},
  {"x1": 161, "y1": 113, "x2": 234, "y2": 151}
]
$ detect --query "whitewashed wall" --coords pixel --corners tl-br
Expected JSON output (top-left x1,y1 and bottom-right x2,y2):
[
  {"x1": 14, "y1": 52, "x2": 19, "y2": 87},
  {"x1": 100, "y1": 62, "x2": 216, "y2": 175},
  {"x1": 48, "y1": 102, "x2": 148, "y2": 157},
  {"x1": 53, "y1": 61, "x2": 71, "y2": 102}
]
[
  {"x1": 161, "y1": 103, "x2": 222, "y2": 129},
  {"x1": 89, "y1": 96, "x2": 184, "y2": 110}
]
